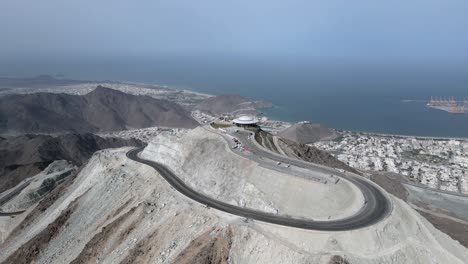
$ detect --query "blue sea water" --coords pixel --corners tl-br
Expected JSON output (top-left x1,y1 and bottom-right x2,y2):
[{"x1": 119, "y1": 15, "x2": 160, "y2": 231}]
[{"x1": 1, "y1": 55, "x2": 468, "y2": 138}]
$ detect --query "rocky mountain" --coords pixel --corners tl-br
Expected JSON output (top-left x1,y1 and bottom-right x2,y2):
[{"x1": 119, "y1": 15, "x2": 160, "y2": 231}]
[
  {"x1": 255, "y1": 130, "x2": 358, "y2": 174},
  {"x1": 0, "y1": 86, "x2": 198, "y2": 134},
  {"x1": 369, "y1": 172, "x2": 468, "y2": 248},
  {"x1": 196, "y1": 94, "x2": 272, "y2": 116},
  {"x1": 1, "y1": 130, "x2": 467, "y2": 263},
  {"x1": 276, "y1": 138, "x2": 359, "y2": 174},
  {"x1": 0, "y1": 133, "x2": 144, "y2": 193},
  {"x1": 277, "y1": 121, "x2": 336, "y2": 144}
]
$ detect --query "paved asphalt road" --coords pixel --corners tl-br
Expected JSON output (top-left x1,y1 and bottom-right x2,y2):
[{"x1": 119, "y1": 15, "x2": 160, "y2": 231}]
[
  {"x1": 0, "y1": 180, "x2": 31, "y2": 216},
  {"x1": 0, "y1": 211, "x2": 25, "y2": 217},
  {"x1": 127, "y1": 130, "x2": 392, "y2": 230},
  {"x1": 234, "y1": 131, "x2": 391, "y2": 226}
]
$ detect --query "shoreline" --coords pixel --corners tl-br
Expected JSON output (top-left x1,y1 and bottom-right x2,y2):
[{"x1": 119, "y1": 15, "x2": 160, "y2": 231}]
[
  {"x1": 90, "y1": 79, "x2": 216, "y2": 98},
  {"x1": 260, "y1": 116, "x2": 468, "y2": 141},
  {"x1": 3, "y1": 75, "x2": 468, "y2": 140},
  {"x1": 122, "y1": 80, "x2": 468, "y2": 141},
  {"x1": 335, "y1": 129, "x2": 468, "y2": 141},
  {"x1": 260, "y1": 104, "x2": 468, "y2": 140}
]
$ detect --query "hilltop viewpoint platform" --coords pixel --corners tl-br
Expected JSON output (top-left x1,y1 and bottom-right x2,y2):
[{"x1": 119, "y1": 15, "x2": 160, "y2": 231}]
[{"x1": 233, "y1": 115, "x2": 258, "y2": 128}]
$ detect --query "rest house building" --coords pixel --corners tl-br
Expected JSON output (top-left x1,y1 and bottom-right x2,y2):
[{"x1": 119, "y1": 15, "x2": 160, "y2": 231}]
[{"x1": 232, "y1": 115, "x2": 259, "y2": 128}]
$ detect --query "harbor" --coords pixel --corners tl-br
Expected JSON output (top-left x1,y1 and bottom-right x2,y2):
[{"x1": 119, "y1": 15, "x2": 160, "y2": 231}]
[{"x1": 427, "y1": 97, "x2": 468, "y2": 114}]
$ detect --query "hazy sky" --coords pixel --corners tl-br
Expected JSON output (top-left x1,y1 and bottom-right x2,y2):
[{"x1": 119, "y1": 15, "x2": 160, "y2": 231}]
[{"x1": 1, "y1": 0, "x2": 467, "y2": 59}]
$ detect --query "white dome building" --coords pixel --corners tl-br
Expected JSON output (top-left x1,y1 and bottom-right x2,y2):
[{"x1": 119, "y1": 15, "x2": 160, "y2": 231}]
[{"x1": 232, "y1": 115, "x2": 259, "y2": 128}]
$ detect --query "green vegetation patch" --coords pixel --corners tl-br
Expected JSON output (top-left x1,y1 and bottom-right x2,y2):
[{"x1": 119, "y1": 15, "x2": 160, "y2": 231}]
[{"x1": 210, "y1": 122, "x2": 232, "y2": 129}]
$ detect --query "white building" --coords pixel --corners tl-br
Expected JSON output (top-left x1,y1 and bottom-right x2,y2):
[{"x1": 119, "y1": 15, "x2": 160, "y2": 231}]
[{"x1": 232, "y1": 115, "x2": 259, "y2": 128}]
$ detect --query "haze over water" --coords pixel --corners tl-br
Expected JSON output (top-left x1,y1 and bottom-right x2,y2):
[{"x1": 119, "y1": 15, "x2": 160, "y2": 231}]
[
  {"x1": 2, "y1": 1, "x2": 468, "y2": 137},
  {"x1": 2, "y1": 55, "x2": 468, "y2": 138}
]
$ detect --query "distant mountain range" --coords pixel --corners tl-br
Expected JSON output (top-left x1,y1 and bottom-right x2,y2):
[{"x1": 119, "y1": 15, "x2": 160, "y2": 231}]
[{"x1": 0, "y1": 86, "x2": 199, "y2": 134}]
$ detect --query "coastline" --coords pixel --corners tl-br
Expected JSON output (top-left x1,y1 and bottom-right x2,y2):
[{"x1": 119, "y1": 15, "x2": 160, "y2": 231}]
[
  {"x1": 262, "y1": 105, "x2": 468, "y2": 140},
  {"x1": 96, "y1": 79, "x2": 215, "y2": 98},
  {"x1": 126, "y1": 81, "x2": 468, "y2": 141},
  {"x1": 3, "y1": 75, "x2": 467, "y2": 140},
  {"x1": 336, "y1": 129, "x2": 468, "y2": 141}
]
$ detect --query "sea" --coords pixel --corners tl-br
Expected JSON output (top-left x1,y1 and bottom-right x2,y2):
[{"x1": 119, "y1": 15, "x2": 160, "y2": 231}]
[{"x1": 2, "y1": 55, "x2": 468, "y2": 138}]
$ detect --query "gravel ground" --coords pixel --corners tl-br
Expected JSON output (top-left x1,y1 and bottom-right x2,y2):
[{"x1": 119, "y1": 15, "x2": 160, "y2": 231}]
[
  {"x1": 1, "y1": 146, "x2": 468, "y2": 263},
  {"x1": 142, "y1": 128, "x2": 364, "y2": 220}
]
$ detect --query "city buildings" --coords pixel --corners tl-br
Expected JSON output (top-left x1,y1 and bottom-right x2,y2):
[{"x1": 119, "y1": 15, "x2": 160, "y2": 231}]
[{"x1": 314, "y1": 133, "x2": 468, "y2": 194}]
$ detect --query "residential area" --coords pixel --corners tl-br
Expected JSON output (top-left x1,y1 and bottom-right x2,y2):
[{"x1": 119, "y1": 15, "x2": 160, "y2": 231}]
[{"x1": 314, "y1": 132, "x2": 468, "y2": 194}]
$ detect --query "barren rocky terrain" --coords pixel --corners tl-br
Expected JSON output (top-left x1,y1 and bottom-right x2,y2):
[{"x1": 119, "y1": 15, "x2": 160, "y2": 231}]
[
  {"x1": 1, "y1": 130, "x2": 468, "y2": 263},
  {"x1": 142, "y1": 128, "x2": 364, "y2": 220},
  {"x1": 0, "y1": 133, "x2": 144, "y2": 193},
  {"x1": 0, "y1": 86, "x2": 198, "y2": 135},
  {"x1": 255, "y1": 130, "x2": 359, "y2": 174},
  {"x1": 369, "y1": 172, "x2": 468, "y2": 248},
  {"x1": 0, "y1": 76, "x2": 467, "y2": 263}
]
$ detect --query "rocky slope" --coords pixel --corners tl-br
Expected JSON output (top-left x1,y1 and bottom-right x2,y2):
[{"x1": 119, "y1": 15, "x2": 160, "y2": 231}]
[
  {"x1": 196, "y1": 94, "x2": 271, "y2": 116},
  {"x1": 1, "y1": 139, "x2": 468, "y2": 263},
  {"x1": 142, "y1": 128, "x2": 364, "y2": 220},
  {"x1": 0, "y1": 85, "x2": 198, "y2": 135},
  {"x1": 0, "y1": 133, "x2": 144, "y2": 193},
  {"x1": 255, "y1": 130, "x2": 359, "y2": 174},
  {"x1": 277, "y1": 121, "x2": 336, "y2": 144},
  {"x1": 369, "y1": 172, "x2": 468, "y2": 248}
]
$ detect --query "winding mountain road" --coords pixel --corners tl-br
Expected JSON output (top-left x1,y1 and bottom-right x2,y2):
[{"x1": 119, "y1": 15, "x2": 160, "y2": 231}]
[
  {"x1": 127, "y1": 129, "x2": 392, "y2": 230},
  {"x1": 0, "y1": 180, "x2": 31, "y2": 216}
]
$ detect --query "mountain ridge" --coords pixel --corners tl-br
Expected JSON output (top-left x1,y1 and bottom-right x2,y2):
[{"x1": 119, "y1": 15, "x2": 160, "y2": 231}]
[
  {"x1": 0, "y1": 133, "x2": 144, "y2": 193},
  {"x1": 0, "y1": 86, "x2": 198, "y2": 134}
]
